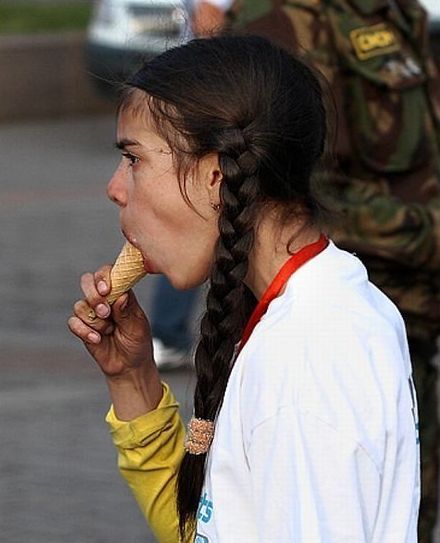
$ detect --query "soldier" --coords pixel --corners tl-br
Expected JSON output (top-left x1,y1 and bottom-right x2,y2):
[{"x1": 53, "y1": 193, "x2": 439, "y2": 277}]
[{"x1": 245, "y1": 0, "x2": 440, "y2": 540}]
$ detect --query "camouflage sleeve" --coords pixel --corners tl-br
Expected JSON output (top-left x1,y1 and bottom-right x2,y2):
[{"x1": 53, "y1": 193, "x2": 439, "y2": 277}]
[{"x1": 328, "y1": 177, "x2": 440, "y2": 270}]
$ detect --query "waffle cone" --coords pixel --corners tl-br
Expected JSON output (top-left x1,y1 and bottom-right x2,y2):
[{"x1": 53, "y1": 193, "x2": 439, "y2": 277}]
[{"x1": 107, "y1": 242, "x2": 147, "y2": 304}]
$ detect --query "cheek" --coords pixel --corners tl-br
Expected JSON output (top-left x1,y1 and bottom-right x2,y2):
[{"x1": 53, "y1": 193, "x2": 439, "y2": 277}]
[{"x1": 128, "y1": 185, "x2": 194, "y2": 241}]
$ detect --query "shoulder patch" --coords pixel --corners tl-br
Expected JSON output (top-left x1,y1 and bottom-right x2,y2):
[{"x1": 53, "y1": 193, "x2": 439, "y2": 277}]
[{"x1": 350, "y1": 23, "x2": 400, "y2": 60}]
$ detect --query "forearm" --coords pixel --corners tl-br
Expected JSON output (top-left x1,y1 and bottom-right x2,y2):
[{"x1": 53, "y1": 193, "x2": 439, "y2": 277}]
[{"x1": 106, "y1": 364, "x2": 163, "y2": 421}]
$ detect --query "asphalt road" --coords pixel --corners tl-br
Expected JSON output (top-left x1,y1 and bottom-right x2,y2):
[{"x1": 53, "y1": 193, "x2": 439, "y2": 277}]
[{"x1": 0, "y1": 114, "x2": 196, "y2": 543}]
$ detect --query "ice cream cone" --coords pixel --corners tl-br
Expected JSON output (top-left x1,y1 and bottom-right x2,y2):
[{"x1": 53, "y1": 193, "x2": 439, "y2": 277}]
[{"x1": 106, "y1": 241, "x2": 147, "y2": 305}]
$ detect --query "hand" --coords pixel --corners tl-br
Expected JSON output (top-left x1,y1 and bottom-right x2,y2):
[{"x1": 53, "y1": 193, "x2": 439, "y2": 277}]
[{"x1": 68, "y1": 266, "x2": 153, "y2": 378}]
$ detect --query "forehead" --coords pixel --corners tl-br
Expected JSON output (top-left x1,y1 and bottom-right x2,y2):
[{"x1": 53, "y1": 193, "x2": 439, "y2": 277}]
[{"x1": 117, "y1": 104, "x2": 167, "y2": 150}]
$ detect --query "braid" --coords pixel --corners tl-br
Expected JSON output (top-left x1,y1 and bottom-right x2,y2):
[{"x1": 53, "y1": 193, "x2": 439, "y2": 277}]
[{"x1": 177, "y1": 128, "x2": 259, "y2": 535}]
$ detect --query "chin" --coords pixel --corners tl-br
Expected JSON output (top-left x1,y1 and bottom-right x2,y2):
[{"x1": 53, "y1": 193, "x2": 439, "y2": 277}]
[{"x1": 167, "y1": 271, "x2": 206, "y2": 291}]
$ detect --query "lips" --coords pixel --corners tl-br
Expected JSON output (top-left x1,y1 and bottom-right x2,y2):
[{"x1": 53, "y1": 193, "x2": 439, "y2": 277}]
[
  {"x1": 121, "y1": 229, "x2": 157, "y2": 274},
  {"x1": 142, "y1": 255, "x2": 155, "y2": 273}
]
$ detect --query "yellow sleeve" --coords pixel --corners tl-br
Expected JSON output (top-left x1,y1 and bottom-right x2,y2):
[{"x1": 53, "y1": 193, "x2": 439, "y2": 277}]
[{"x1": 105, "y1": 383, "x2": 192, "y2": 543}]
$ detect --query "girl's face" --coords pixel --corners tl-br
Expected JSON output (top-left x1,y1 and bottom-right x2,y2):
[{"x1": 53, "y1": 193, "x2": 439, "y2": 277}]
[{"x1": 107, "y1": 106, "x2": 221, "y2": 290}]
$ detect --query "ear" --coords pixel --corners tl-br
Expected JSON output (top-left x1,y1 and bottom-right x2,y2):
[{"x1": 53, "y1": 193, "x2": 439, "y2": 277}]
[{"x1": 198, "y1": 152, "x2": 222, "y2": 201}]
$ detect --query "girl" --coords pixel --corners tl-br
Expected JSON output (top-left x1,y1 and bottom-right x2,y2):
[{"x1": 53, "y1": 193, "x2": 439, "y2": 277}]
[{"x1": 69, "y1": 35, "x2": 420, "y2": 542}]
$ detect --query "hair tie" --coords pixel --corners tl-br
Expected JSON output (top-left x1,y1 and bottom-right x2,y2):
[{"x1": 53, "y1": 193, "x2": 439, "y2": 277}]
[{"x1": 184, "y1": 417, "x2": 215, "y2": 455}]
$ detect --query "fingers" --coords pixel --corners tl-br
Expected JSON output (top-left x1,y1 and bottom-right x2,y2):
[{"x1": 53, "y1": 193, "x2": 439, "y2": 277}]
[
  {"x1": 70, "y1": 265, "x2": 148, "y2": 352},
  {"x1": 94, "y1": 266, "x2": 112, "y2": 297},
  {"x1": 69, "y1": 299, "x2": 114, "y2": 345},
  {"x1": 80, "y1": 265, "x2": 112, "y2": 319},
  {"x1": 68, "y1": 314, "x2": 102, "y2": 345}
]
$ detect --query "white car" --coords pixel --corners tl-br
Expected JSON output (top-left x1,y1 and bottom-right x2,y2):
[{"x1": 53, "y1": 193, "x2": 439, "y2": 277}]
[{"x1": 86, "y1": 0, "x2": 189, "y2": 95}]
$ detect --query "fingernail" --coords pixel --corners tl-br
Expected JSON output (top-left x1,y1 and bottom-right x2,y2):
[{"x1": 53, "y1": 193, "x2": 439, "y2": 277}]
[
  {"x1": 97, "y1": 281, "x2": 107, "y2": 295},
  {"x1": 96, "y1": 303, "x2": 110, "y2": 318},
  {"x1": 87, "y1": 332, "x2": 101, "y2": 344}
]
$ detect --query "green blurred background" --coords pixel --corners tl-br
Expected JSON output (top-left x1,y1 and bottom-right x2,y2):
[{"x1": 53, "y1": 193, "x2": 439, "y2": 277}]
[
  {"x1": 0, "y1": 0, "x2": 269, "y2": 34},
  {"x1": 0, "y1": 2, "x2": 93, "y2": 33}
]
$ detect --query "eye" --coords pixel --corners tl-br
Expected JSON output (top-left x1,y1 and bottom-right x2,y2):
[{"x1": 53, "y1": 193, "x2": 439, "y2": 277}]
[{"x1": 121, "y1": 152, "x2": 140, "y2": 166}]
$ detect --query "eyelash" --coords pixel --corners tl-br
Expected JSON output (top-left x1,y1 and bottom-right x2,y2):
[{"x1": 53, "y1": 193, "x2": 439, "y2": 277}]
[{"x1": 121, "y1": 152, "x2": 140, "y2": 166}]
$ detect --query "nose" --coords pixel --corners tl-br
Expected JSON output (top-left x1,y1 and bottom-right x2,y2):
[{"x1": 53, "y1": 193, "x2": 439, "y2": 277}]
[{"x1": 107, "y1": 161, "x2": 128, "y2": 207}]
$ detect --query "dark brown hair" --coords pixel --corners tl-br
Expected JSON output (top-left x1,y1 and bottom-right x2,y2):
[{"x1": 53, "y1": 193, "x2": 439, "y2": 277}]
[{"x1": 120, "y1": 34, "x2": 327, "y2": 537}]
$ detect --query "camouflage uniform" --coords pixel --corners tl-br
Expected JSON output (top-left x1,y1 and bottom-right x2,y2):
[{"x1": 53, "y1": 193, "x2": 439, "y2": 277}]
[{"x1": 245, "y1": 0, "x2": 440, "y2": 540}]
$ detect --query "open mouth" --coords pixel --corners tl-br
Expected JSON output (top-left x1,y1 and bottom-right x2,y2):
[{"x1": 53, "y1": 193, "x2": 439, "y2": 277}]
[
  {"x1": 122, "y1": 229, "x2": 157, "y2": 274},
  {"x1": 142, "y1": 255, "x2": 155, "y2": 274}
]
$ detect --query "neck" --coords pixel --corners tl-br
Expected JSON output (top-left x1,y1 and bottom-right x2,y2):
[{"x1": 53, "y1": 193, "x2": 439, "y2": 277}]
[{"x1": 245, "y1": 213, "x2": 321, "y2": 300}]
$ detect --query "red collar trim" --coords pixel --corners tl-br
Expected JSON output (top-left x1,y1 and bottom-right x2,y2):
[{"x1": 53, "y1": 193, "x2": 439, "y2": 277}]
[{"x1": 239, "y1": 234, "x2": 329, "y2": 352}]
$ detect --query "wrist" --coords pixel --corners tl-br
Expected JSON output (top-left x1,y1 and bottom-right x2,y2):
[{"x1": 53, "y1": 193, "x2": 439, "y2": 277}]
[{"x1": 106, "y1": 365, "x2": 163, "y2": 421}]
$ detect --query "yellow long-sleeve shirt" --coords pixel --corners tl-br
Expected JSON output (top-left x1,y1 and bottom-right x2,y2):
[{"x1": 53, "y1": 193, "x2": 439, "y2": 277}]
[{"x1": 106, "y1": 383, "x2": 191, "y2": 543}]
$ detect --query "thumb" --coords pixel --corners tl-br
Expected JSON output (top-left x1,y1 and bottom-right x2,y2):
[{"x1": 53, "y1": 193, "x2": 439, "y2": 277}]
[
  {"x1": 111, "y1": 290, "x2": 151, "y2": 346},
  {"x1": 111, "y1": 292, "x2": 132, "y2": 322},
  {"x1": 111, "y1": 290, "x2": 147, "y2": 326}
]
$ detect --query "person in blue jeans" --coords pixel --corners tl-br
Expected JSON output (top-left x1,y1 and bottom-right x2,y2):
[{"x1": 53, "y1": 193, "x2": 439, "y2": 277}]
[{"x1": 150, "y1": 276, "x2": 201, "y2": 369}]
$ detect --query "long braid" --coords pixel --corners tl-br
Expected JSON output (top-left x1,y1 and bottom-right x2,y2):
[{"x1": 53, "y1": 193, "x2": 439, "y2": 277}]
[{"x1": 177, "y1": 128, "x2": 260, "y2": 535}]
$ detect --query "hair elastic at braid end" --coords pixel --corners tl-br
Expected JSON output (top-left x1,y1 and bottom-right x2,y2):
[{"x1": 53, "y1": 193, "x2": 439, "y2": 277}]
[{"x1": 184, "y1": 417, "x2": 215, "y2": 455}]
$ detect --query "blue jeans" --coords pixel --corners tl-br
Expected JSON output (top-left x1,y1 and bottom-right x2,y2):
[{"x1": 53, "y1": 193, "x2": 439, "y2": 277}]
[{"x1": 150, "y1": 275, "x2": 200, "y2": 350}]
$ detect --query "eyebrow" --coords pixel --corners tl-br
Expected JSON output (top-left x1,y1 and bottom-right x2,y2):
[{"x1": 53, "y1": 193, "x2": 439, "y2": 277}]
[{"x1": 115, "y1": 138, "x2": 141, "y2": 150}]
